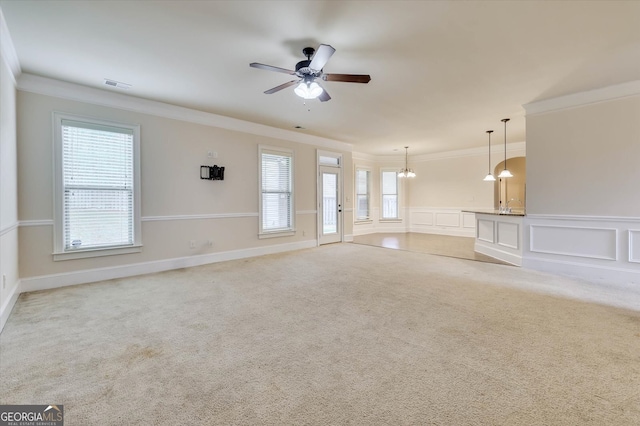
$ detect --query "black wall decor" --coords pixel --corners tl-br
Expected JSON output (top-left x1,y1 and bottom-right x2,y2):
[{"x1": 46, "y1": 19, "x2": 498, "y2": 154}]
[{"x1": 200, "y1": 165, "x2": 225, "y2": 180}]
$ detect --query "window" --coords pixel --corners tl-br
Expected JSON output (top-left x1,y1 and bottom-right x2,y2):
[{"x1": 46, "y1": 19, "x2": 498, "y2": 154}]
[
  {"x1": 381, "y1": 170, "x2": 399, "y2": 220},
  {"x1": 259, "y1": 146, "x2": 294, "y2": 237},
  {"x1": 53, "y1": 113, "x2": 141, "y2": 260},
  {"x1": 355, "y1": 168, "x2": 370, "y2": 220}
]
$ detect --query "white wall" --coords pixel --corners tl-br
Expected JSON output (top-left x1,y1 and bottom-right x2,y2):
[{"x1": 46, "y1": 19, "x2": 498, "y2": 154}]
[
  {"x1": 15, "y1": 79, "x2": 353, "y2": 293},
  {"x1": 0, "y1": 15, "x2": 20, "y2": 331},
  {"x1": 523, "y1": 84, "x2": 640, "y2": 286}
]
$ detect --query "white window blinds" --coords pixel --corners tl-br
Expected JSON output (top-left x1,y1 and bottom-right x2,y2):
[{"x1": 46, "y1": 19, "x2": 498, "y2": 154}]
[
  {"x1": 61, "y1": 120, "x2": 135, "y2": 250},
  {"x1": 260, "y1": 149, "x2": 293, "y2": 233},
  {"x1": 381, "y1": 170, "x2": 399, "y2": 219},
  {"x1": 355, "y1": 169, "x2": 370, "y2": 220}
]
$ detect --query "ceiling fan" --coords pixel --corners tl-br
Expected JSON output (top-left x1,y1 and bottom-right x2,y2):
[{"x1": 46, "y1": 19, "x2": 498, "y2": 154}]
[{"x1": 249, "y1": 44, "x2": 371, "y2": 102}]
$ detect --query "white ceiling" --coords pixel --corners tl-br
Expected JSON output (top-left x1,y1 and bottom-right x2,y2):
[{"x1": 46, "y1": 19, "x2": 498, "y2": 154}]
[{"x1": 2, "y1": 1, "x2": 639, "y2": 155}]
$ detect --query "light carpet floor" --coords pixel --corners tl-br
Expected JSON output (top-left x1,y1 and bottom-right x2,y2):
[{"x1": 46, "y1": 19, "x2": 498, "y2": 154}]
[{"x1": 1, "y1": 243, "x2": 639, "y2": 425}]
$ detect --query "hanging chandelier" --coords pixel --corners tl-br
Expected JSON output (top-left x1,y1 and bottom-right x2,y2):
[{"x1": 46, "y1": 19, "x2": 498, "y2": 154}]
[{"x1": 398, "y1": 146, "x2": 416, "y2": 178}]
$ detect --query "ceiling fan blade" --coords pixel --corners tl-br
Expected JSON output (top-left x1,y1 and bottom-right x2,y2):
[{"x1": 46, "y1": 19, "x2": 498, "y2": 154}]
[
  {"x1": 264, "y1": 80, "x2": 299, "y2": 94},
  {"x1": 309, "y1": 44, "x2": 336, "y2": 71},
  {"x1": 318, "y1": 87, "x2": 331, "y2": 102},
  {"x1": 322, "y1": 73, "x2": 371, "y2": 83},
  {"x1": 250, "y1": 62, "x2": 296, "y2": 75}
]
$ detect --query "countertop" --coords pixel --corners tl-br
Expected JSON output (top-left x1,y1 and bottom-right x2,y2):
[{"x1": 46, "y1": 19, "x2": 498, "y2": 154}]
[{"x1": 462, "y1": 209, "x2": 526, "y2": 217}]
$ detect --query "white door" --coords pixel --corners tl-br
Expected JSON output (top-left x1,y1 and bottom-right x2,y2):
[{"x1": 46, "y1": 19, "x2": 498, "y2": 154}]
[{"x1": 319, "y1": 166, "x2": 342, "y2": 245}]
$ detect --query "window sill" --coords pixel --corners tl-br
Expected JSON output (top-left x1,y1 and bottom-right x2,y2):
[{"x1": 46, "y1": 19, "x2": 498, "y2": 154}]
[
  {"x1": 379, "y1": 219, "x2": 403, "y2": 223},
  {"x1": 354, "y1": 219, "x2": 373, "y2": 224},
  {"x1": 258, "y1": 230, "x2": 295, "y2": 239},
  {"x1": 53, "y1": 244, "x2": 143, "y2": 261}
]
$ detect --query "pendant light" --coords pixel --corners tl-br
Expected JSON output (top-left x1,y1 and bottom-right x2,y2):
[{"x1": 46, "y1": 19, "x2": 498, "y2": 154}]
[
  {"x1": 483, "y1": 130, "x2": 496, "y2": 181},
  {"x1": 498, "y1": 118, "x2": 513, "y2": 178},
  {"x1": 398, "y1": 146, "x2": 416, "y2": 178}
]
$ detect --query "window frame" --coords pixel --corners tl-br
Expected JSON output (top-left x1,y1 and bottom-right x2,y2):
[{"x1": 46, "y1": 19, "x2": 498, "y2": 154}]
[
  {"x1": 380, "y1": 168, "x2": 401, "y2": 221},
  {"x1": 258, "y1": 145, "x2": 295, "y2": 238},
  {"x1": 52, "y1": 112, "x2": 142, "y2": 261},
  {"x1": 354, "y1": 167, "x2": 371, "y2": 222}
]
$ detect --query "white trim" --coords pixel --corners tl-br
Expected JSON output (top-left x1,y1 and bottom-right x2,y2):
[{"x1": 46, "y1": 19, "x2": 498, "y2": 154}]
[
  {"x1": 525, "y1": 214, "x2": 640, "y2": 223},
  {"x1": 20, "y1": 240, "x2": 317, "y2": 293},
  {"x1": 523, "y1": 256, "x2": 640, "y2": 289},
  {"x1": 0, "y1": 279, "x2": 21, "y2": 333},
  {"x1": 529, "y1": 225, "x2": 618, "y2": 261},
  {"x1": 0, "y1": 8, "x2": 21, "y2": 81},
  {"x1": 259, "y1": 145, "x2": 295, "y2": 236},
  {"x1": 0, "y1": 222, "x2": 18, "y2": 237},
  {"x1": 53, "y1": 244, "x2": 143, "y2": 261},
  {"x1": 19, "y1": 219, "x2": 54, "y2": 227},
  {"x1": 523, "y1": 80, "x2": 640, "y2": 116},
  {"x1": 629, "y1": 230, "x2": 640, "y2": 264},
  {"x1": 344, "y1": 234, "x2": 354, "y2": 242},
  {"x1": 52, "y1": 112, "x2": 142, "y2": 258},
  {"x1": 142, "y1": 213, "x2": 258, "y2": 222},
  {"x1": 353, "y1": 142, "x2": 526, "y2": 164},
  {"x1": 18, "y1": 73, "x2": 352, "y2": 152},
  {"x1": 475, "y1": 244, "x2": 522, "y2": 266}
]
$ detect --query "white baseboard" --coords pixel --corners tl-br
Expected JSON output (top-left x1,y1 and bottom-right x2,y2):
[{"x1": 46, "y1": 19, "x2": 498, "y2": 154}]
[
  {"x1": 19, "y1": 240, "x2": 317, "y2": 294},
  {"x1": 344, "y1": 234, "x2": 354, "y2": 242},
  {"x1": 0, "y1": 279, "x2": 21, "y2": 333},
  {"x1": 523, "y1": 256, "x2": 640, "y2": 288},
  {"x1": 475, "y1": 244, "x2": 522, "y2": 266},
  {"x1": 410, "y1": 227, "x2": 476, "y2": 238}
]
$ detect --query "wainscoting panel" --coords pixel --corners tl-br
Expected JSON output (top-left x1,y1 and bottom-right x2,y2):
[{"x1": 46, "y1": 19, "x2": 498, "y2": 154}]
[
  {"x1": 462, "y1": 213, "x2": 476, "y2": 229},
  {"x1": 477, "y1": 220, "x2": 495, "y2": 243},
  {"x1": 629, "y1": 230, "x2": 640, "y2": 263},
  {"x1": 523, "y1": 215, "x2": 640, "y2": 287},
  {"x1": 530, "y1": 225, "x2": 617, "y2": 261},
  {"x1": 497, "y1": 222, "x2": 519, "y2": 249},
  {"x1": 435, "y1": 212, "x2": 460, "y2": 228},
  {"x1": 411, "y1": 211, "x2": 434, "y2": 226},
  {"x1": 408, "y1": 208, "x2": 478, "y2": 237}
]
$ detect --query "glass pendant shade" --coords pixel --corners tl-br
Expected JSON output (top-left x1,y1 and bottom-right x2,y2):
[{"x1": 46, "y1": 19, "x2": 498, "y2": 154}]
[
  {"x1": 398, "y1": 146, "x2": 415, "y2": 178},
  {"x1": 498, "y1": 169, "x2": 513, "y2": 178},
  {"x1": 483, "y1": 173, "x2": 496, "y2": 181},
  {"x1": 294, "y1": 81, "x2": 323, "y2": 99}
]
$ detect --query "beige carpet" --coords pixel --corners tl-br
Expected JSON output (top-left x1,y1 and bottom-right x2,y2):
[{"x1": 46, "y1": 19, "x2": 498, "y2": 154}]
[{"x1": 1, "y1": 243, "x2": 639, "y2": 425}]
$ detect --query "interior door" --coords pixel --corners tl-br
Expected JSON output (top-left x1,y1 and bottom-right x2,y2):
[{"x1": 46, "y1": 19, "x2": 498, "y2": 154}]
[{"x1": 319, "y1": 165, "x2": 342, "y2": 245}]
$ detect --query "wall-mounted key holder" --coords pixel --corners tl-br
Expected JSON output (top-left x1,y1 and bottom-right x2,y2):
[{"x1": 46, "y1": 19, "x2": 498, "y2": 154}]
[{"x1": 200, "y1": 165, "x2": 225, "y2": 180}]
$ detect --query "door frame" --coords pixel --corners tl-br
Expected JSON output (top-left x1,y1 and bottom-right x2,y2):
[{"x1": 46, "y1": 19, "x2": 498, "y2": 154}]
[{"x1": 317, "y1": 150, "x2": 343, "y2": 245}]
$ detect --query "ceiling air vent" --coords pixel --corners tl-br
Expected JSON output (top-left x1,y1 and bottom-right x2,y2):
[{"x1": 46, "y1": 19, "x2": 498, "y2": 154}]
[{"x1": 103, "y1": 79, "x2": 131, "y2": 90}]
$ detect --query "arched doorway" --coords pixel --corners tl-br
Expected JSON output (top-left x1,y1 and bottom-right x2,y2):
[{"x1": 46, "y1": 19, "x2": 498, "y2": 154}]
[{"x1": 494, "y1": 156, "x2": 526, "y2": 212}]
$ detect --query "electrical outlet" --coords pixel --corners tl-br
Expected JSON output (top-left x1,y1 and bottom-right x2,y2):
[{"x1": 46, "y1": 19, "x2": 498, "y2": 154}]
[
  {"x1": 2, "y1": 274, "x2": 6, "y2": 290},
  {"x1": 207, "y1": 151, "x2": 218, "y2": 159},
  {"x1": 207, "y1": 240, "x2": 213, "y2": 247},
  {"x1": 190, "y1": 240, "x2": 196, "y2": 249},
  {"x1": 302, "y1": 230, "x2": 306, "y2": 236}
]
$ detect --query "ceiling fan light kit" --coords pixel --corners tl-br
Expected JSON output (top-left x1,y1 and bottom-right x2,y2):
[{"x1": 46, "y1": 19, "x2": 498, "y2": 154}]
[{"x1": 250, "y1": 44, "x2": 371, "y2": 102}]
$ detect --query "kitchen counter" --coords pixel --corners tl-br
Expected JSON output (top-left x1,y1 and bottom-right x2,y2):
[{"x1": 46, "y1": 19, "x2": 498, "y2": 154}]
[
  {"x1": 466, "y1": 211, "x2": 525, "y2": 266},
  {"x1": 462, "y1": 209, "x2": 525, "y2": 217}
]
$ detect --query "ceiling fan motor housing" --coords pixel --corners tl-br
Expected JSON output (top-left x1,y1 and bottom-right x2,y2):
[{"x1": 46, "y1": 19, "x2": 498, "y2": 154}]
[{"x1": 295, "y1": 59, "x2": 321, "y2": 78}]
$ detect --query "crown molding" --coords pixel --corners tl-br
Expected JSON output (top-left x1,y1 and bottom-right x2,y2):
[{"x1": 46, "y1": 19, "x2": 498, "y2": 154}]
[
  {"x1": 353, "y1": 141, "x2": 526, "y2": 164},
  {"x1": 523, "y1": 80, "x2": 640, "y2": 116},
  {"x1": 17, "y1": 73, "x2": 353, "y2": 153},
  {"x1": 0, "y1": 8, "x2": 21, "y2": 82}
]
